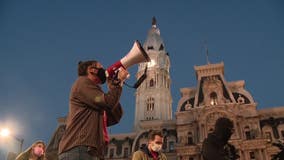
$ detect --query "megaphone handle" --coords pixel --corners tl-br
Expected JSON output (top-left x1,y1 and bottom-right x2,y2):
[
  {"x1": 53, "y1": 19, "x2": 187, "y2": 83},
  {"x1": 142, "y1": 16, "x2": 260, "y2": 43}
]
[{"x1": 106, "y1": 61, "x2": 125, "y2": 78}]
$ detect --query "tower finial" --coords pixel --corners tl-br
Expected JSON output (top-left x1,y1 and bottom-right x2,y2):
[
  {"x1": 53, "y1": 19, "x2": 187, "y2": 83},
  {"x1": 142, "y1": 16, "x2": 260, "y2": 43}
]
[
  {"x1": 202, "y1": 40, "x2": 210, "y2": 64},
  {"x1": 206, "y1": 45, "x2": 210, "y2": 64},
  {"x1": 152, "y1": 16, "x2": 157, "y2": 27}
]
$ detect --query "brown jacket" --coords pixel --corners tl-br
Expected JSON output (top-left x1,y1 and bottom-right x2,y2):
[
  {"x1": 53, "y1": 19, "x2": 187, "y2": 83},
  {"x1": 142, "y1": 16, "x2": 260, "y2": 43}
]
[
  {"x1": 132, "y1": 146, "x2": 167, "y2": 160},
  {"x1": 58, "y1": 76, "x2": 122, "y2": 158}
]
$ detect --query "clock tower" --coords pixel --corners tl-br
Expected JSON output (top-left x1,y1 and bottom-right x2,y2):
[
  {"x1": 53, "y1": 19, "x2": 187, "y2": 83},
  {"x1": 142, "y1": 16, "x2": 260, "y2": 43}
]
[{"x1": 134, "y1": 17, "x2": 173, "y2": 131}]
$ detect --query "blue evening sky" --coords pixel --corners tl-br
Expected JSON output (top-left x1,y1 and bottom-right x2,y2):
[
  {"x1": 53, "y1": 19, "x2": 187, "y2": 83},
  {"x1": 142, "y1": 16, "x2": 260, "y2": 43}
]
[{"x1": 0, "y1": 0, "x2": 283, "y2": 154}]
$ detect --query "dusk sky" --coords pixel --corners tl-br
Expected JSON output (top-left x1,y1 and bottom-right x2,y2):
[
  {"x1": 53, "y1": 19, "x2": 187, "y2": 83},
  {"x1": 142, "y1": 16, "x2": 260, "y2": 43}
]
[{"x1": 0, "y1": 0, "x2": 283, "y2": 155}]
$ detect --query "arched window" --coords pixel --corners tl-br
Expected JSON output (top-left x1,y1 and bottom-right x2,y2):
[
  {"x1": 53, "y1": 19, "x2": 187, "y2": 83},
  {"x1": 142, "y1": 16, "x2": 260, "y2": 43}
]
[
  {"x1": 265, "y1": 131, "x2": 272, "y2": 142},
  {"x1": 150, "y1": 79, "x2": 154, "y2": 87}
]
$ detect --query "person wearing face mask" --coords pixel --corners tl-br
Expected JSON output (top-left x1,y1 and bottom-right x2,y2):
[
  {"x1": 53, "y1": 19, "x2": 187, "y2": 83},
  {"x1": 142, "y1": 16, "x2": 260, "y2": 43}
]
[
  {"x1": 15, "y1": 140, "x2": 46, "y2": 160},
  {"x1": 202, "y1": 117, "x2": 240, "y2": 160},
  {"x1": 58, "y1": 60, "x2": 129, "y2": 160},
  {"x1": 132, "y1": 130, "x2": 167, "y2": 160}
]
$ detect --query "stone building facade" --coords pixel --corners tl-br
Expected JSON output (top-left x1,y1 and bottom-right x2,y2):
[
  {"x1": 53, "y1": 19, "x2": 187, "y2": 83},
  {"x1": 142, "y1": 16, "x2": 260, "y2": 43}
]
[
  {"x1": 46, "y1": 18, "x2": 284, "y2": 160},
  {"x1": 175, "y1": 62, "x2": 284, "y2": 160}
]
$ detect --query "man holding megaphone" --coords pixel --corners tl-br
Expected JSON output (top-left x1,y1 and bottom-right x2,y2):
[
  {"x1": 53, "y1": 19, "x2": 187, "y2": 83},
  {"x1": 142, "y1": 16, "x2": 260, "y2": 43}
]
[{"x1": 58, "y1": 40, "x2": 150, "y2": 160}]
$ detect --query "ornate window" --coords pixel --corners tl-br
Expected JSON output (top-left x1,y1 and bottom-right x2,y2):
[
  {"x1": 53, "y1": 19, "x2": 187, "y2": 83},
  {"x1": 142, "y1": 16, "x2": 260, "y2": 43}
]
[
  {"x1": 265, "y1": 132, "x2": 272, "y2": 142},
  {"x1": 146, "y1": 97, "x2": 155, "y2": 111},
  {"x1": 237, "y1": 95, "x2": 245, "y2": 104},
  {"x1": 244, "y1": 126, "x2": 252, "y2": 140},
  {"x1": 123, "y1": 147, "x2": 129, "y2": 158},
  {"x1": 185, "y1": 101, "x2": 192, "y2": 110},
  {"x1": 249, "y1": 151, "x2": 256, "y2": 160},
  {"x1": 210, "y1": 92, "x2": 218, "y2": 105},
  {"x1": 188, "y1": 132, "x2": 194, "y2": 145}
]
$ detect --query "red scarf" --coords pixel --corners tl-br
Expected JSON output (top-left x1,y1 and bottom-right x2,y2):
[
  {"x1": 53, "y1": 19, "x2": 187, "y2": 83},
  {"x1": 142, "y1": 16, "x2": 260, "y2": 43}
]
[
  {"x1": 150, "y1": 150, "x2": 158, "y2": 160},
  {"x1": 103, "y1": 111, "x2": 109, "y2": 144}
]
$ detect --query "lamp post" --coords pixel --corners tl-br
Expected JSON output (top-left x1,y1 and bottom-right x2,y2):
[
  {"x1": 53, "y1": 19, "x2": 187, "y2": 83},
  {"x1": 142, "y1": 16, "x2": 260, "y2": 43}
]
[{"x1": 0, "y1": 128, "x2": 24, "y2": 153}]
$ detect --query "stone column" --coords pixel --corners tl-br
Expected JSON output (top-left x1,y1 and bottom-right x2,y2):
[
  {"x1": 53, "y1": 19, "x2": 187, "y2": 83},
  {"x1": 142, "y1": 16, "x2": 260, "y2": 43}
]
[{"x1": 258, "y1": 149, "x2": 263, "y2": 160}]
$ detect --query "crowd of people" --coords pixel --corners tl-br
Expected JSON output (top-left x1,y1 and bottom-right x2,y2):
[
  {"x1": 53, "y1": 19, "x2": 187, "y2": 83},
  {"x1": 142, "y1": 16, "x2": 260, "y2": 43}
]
[
  {"x1": 13, "y1": 60, "x2": 282, "y2": 160},
  {"x1": 14, "y1": 60, "x2": 237, "y2": 160}
]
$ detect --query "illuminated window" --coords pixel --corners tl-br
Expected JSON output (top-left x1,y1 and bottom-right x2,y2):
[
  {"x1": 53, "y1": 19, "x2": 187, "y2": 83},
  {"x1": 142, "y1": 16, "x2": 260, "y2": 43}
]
[
  {"x1": 265, "y1": 132, "x2": 272, "y2": 142},
  {"x1": 210, "y1": 92, "x2": 218, "y2": 105}
]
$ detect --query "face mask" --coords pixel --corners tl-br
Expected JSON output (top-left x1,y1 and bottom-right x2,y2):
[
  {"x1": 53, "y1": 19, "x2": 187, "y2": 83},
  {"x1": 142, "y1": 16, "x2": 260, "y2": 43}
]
[
  {"x1": 151, "y1": 143, "x2": 162, "y2": 152},
  {"x1": 33, "y1": 146, "x2": 44, "y2": 157},
  {"x1": 96, "y1": 68, "x2": 106, "y2": 84}
]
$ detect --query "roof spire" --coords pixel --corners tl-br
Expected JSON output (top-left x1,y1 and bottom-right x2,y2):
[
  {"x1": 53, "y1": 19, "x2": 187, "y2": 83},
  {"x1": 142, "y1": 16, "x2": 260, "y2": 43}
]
[
  {"x1": 202, "y1": 40, "x2": 210, "y2": 64},
  {"x1": 206, "y1": 46, "x2": 210, "y2": 64},
  {"x1": 152, "y1": 16, "x2": 157, "y2": 28}
]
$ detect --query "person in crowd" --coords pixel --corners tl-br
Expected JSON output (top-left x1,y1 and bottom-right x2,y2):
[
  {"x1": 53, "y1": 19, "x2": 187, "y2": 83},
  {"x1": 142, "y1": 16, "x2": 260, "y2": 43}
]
[
  {"x1": 16, "y1": 140, "x2": 46, "y2": 160},
  {"x1": 272, "y1": 139, "x2": 284, "y2": 160},
  {"x1": 132, "y1": 130, "x2": 167, "y2": 160},
  {"x1": 202, "y1": 117, "x2": 239, "y2": 160},
  {"x1": 58, "y1": 60, "x2": 129, "y2": 160}
]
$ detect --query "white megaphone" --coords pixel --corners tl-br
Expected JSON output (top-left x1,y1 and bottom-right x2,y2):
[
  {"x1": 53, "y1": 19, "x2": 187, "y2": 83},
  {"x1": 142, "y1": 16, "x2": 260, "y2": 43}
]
[{"x1": 106, "y1": 40, "x2": 150, "y2": 79}]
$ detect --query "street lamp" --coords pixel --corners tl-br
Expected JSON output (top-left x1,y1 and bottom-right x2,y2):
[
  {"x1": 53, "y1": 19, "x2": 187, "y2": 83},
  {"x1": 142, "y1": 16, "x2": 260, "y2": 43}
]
[
  {"x1": 0, "y1": 128, "x2": 10, "y2": 137},
  {"x1": 0, "y1": 128, "x2": 24, "y2": 153}
]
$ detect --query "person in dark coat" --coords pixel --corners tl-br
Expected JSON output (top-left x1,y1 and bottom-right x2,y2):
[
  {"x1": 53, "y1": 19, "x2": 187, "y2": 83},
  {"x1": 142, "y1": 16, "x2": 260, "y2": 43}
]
[
  {"x1": 202, "y1": 117, "x2": 239, "y2": 160},
  {"x1": 272, "y1": 140, "x2": 284, "y2": 160}
]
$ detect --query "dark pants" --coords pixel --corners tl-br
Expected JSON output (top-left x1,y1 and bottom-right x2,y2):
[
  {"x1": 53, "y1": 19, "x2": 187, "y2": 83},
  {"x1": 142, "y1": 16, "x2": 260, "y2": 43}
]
[{"x1": 58, "y1": 146, "x2": 100, "y2": 160}]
